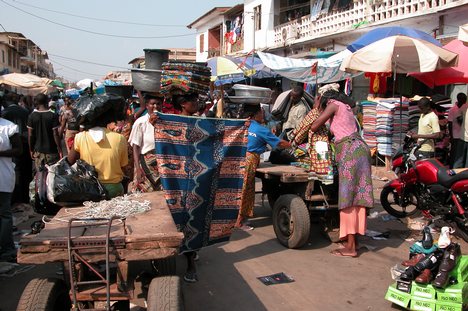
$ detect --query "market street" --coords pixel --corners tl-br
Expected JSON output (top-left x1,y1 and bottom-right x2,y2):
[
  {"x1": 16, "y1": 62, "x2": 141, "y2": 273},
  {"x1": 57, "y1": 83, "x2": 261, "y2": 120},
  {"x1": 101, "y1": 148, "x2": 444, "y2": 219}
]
[{"x1": 2, "y1": 172, "x2": 466, "y2": 311}]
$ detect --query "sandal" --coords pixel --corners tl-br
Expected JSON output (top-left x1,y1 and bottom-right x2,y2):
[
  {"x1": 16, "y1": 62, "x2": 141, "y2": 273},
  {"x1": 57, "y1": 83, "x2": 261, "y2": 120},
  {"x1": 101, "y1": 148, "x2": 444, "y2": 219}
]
[{"x1": 183, "y1": 271, "x2": 198, "y2": 283}]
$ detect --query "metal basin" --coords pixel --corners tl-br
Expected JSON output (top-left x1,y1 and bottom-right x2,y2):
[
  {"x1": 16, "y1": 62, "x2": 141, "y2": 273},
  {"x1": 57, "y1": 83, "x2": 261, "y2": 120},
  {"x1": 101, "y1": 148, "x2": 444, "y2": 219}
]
[
  {"x1": 104, "y1": 85, "x2": 134, "y2": 99},
  {"x1": 232, "y1": 84, "x2": 272, "y2": 98},
  {"x1": 131, "y1": 69, "x2": 162, "y2": 92}
]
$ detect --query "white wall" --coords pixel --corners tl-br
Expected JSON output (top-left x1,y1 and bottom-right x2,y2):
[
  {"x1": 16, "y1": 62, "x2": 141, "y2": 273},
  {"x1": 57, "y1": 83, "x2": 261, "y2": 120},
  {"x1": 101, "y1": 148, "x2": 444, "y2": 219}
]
[
  {"x1": 244, "y1": 0, "x2": 275, "y2": 52},
  {"x1": 194, "y1": 16, "x2": 226, "y2": 62}
]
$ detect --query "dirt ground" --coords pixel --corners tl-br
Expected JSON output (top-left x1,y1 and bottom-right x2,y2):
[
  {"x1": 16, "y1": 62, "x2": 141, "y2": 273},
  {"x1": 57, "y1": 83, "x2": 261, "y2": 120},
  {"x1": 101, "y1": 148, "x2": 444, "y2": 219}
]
[{"x1": 1, "y1": 165, "x2": 467, "y2": 311}]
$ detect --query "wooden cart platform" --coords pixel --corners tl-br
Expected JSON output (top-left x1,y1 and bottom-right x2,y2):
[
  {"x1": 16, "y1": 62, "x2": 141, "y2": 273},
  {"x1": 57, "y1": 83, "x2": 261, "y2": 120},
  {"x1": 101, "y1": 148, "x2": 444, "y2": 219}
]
[
  {"x1": 18, "y1": 192, "x2": 184, "y2": 264},
  {"x1": 256, "y1": 163, "x2": 310, "y2": 183}
]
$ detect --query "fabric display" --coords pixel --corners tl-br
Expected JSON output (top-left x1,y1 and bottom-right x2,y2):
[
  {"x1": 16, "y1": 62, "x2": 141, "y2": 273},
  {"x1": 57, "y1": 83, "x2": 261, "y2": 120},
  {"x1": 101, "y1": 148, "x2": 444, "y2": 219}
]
[
  {"x1": 364, "y1": 72, "x2": 392, "y2": 95},
  {"x1": 408, "y1": 101, "x2": 421, "y2": 131},
  {"x1": 361, "y1": 101, "x2": 377, "y2": 148},
  {"x1": 376, "y1": 102, "x2": 394, "y2": 156},
  {"x1": 291, "y1": 108, "x2": 333, "y2": 176},
  {"x1": 154, "y1": 113, "x2": 248, "y2": 253},
  {"x1": 160, "y1": 62, "x2": 211, "y2": 96}
]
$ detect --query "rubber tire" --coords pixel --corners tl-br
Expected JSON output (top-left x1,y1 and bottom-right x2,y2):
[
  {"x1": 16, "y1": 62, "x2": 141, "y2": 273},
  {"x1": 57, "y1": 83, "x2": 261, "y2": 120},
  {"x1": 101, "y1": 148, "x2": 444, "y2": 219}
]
[
  {"x1": 272, "y1": 194, "x2": 311, "y2": 249},
  {"x1": 16, "y1": 278, "x2": 71, "y2": 311},
  {"x1": 151, "y1": 256, "x2": 177, "y2": 276},
  {"x1": 380, "y1": 185, "x2": 419, "y2": 218},
  {"x1": 146, "y1": 276, "x2": 183, "y2": 311}
]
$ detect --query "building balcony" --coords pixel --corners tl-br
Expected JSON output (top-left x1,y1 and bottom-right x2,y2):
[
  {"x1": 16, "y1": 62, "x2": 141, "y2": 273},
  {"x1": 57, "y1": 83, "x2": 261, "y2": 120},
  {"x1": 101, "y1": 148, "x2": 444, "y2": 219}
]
[{"x1": 273, "y1": 0, "x2": 466, "y2": 48}]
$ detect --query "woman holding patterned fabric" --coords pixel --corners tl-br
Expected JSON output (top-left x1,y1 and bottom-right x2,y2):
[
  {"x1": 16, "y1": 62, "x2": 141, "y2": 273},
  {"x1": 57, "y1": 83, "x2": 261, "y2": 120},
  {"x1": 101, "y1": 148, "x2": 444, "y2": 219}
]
[
  {"x1": 235, "y1": 105, "x2": 290, "y2": 231},
  {"x1": 128, "y1": 94, "x2": 162, "y2": 192},
  {"x1": 307, "y1": 84, "x2": 374, "y2": 258},
  {"x1": 290, "y1": 98, "x2": 333, "y2": 181}
]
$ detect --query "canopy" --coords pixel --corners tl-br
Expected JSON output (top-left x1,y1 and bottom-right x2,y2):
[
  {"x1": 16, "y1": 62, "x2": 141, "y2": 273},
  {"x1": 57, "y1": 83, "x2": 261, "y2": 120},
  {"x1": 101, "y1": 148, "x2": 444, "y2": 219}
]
[
  {"x1": 340, "y1": 35, "x2": 459, "y2": 73},
  {"x1": 409, "y1": 39, "x2": 468, "y2": 87},
  {"x1": 347, "y1": 26, "x2": 442, "y2": 52},
  {"x1": 257, "y1": 50, "x2": 356, "y2": 84},
  {"x1": 0, "y1": 73, "x2": 53, "y2": 95},
  {"x1": 206, "y1": 56, "x2": 245, "y2": 84},
  {"x1": 459, "y1": 23, "x2": 468, "y2": 42}
]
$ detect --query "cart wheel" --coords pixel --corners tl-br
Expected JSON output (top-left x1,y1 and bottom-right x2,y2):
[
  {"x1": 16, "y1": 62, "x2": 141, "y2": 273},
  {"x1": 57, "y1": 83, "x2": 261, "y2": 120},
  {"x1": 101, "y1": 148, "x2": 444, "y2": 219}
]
[
  {"x1": 16, "y1": 278, "x2": 71, "y2": 311},
  {"x1": 272, "y1": 194, "x2": 310, "y2": 249},
  {"x1": 146, "y1": 276, "x2": 183, "y2": 311},
  {"x1": 151, "y1": 256, "x2": 176, "y2": 276}
]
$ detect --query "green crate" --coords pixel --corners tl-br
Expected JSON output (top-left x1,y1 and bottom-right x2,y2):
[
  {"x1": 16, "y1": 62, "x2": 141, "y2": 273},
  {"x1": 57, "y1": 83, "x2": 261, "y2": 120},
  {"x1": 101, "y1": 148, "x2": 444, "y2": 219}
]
[
  {"x1": 412, "y1": 282, "x2": 437, "y2": 299},
  {"x1": 385, "y1": 283, "x2": 411, "y2": 308},
  {"x1": 436, "y1": 282, "x2": 468, "y2": 304},
  {"x1": 449, "y1": 255, "x2": 468, "y2": 283},
  {"x1": 410, "y1": 297, "x2": 437, "y2": 311},
  {"x1": 435, "y1": 301, "x2": 466, "y2": 311}
]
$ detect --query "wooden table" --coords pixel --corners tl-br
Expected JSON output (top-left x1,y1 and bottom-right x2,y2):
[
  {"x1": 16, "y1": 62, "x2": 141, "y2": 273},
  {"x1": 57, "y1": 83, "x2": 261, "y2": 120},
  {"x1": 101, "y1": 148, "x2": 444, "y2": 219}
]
[
  {"x1": 256, "y1": 162, "x2": 310, "y2": 183},
  {"x1": 18, "y1": 192, "x2": 184, "y2": 264}
]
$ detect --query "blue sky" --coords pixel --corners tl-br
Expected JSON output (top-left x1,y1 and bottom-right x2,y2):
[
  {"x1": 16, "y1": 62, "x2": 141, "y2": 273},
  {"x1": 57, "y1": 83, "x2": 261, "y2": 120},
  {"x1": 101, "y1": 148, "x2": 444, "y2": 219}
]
[{"x1": 0, "y1": 0, "x2": 239, "y2": 82}]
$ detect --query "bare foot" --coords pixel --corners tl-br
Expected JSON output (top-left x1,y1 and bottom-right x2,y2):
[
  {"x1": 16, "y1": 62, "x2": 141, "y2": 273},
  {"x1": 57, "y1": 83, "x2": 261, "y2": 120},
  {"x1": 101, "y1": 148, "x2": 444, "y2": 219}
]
[{"x1": 330, "y1": 248, "x2": 358, "y2": 258}]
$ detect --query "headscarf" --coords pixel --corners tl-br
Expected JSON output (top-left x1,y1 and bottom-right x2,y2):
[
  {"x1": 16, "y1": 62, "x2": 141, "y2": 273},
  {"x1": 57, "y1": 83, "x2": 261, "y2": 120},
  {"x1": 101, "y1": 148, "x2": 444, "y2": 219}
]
[{"x1": 318, "y1": 83, "x2": 340, "y2": 96}]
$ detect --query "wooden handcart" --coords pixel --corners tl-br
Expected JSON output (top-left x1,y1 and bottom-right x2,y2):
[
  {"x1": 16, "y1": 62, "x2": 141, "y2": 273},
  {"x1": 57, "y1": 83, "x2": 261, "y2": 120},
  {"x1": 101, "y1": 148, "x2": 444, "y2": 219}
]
[
  {"x1": 256, "y1": 163, "x2": 340, "y2": 249},
  {"x1": 16, "y1": 192, "x2": 184, "y2": 311}
]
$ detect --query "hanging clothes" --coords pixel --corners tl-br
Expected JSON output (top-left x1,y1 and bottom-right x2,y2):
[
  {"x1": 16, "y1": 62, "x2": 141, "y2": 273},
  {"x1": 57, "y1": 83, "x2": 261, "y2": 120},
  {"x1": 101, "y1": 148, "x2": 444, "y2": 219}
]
[{"x1": 364, "y1": 72, "x2": 391, "y2": 95}]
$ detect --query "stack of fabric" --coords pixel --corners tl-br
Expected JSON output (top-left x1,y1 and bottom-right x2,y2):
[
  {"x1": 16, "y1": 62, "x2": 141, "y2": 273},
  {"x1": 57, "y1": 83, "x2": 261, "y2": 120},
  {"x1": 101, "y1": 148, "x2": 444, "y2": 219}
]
[
  {"x1": 391, "y1": 99, "x2": 410, "y2": 152},
  {"x1": 408, "y1": 101, "x2": 421, "y2": 132},
  {"x1": 160, "y1": 62, "x2": 211, "y2": 96},
  {"x1": 361, "y1": 101, "x2": 377, "y2": 148},
  {"x1": 376, "y1": 101, "x2": 395, "y2": 156}
]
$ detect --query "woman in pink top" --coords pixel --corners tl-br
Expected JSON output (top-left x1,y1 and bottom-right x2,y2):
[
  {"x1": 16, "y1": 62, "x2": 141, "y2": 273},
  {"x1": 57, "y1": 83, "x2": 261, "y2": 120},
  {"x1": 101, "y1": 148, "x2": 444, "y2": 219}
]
[{"x1": 309, "y1": 87, "x2": 374, "y2": 258}]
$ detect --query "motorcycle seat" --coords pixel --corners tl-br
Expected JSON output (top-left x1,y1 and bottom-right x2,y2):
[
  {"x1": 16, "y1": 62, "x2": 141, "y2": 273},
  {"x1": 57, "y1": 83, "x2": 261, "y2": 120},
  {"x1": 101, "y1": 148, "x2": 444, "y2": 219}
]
[{"x1": 437, "y1": 167, "x2": 468, "y2": 188}]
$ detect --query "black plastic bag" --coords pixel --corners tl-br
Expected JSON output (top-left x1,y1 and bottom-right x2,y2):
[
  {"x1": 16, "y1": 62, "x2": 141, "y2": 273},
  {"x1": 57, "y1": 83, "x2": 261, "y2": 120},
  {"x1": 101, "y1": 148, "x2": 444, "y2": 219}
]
[
  {"x1": 75, "y1": 93, "x2": 126, "y2": 128},
  {"x1": 47, "y1": 158, "x2": 107, "y2": 204},
  {"x1": 269, "y1": 148, "x2": 297, "y2": 164}
]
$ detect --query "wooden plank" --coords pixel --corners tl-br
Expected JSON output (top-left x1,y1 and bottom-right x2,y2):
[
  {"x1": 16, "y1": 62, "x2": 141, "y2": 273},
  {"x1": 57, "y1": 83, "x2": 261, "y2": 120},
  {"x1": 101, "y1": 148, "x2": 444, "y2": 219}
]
[
  {"x1": 256, "y1": 163, "x2": 309, "y2": 183},
  {"x1": 75, "y1": 283, "x2": 133, "y2": 301},
  {"x1": 18, "y1": 192, "x2": 183, "y2": 262}
]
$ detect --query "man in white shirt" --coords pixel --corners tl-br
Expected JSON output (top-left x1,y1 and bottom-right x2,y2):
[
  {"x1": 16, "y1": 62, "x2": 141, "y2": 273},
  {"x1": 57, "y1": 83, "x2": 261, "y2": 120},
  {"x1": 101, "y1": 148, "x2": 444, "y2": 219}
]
[
  {"x1": 282, "y1": 86, "x2": 309, "y2": 140},
  {"x1": 0, "y1": 116, "x2": 22, "y2": 261},
  {"x1": 448, "y1": 93, "x2": 467, "y2": 168}
]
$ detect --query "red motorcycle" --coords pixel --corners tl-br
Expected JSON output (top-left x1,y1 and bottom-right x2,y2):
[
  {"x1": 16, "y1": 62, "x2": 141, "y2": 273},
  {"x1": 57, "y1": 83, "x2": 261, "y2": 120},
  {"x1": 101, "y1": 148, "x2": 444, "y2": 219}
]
[{"x1": 380, "y1": 136, "x2": 468, "y2": 241}]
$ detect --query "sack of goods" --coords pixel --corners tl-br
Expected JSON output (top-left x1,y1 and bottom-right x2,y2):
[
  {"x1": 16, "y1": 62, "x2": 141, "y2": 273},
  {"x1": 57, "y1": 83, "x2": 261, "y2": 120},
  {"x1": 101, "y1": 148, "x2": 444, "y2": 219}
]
[
  {"x1": 160, "y1": 61, "x2": 211, "y2": 96},
  {"x1": 74, "y1": 93, "x2": 126, "y2": 128},
  {"x1": 46, "y1": 158, "x2": 107, "y2": 205}
]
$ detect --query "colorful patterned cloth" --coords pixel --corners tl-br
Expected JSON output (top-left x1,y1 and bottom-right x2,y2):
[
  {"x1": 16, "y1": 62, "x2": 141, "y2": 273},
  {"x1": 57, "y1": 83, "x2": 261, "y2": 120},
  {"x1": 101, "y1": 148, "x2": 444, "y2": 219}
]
[
  {"x1": 334, "y1": 133, "x2": 374, "y2": 210},
  {"x1": 160, "y1": 61, "x2": 211, "y2": 96},
  {"x1": 154, "y1": 113, "x2": 248, "y2": 253},
  {"x1": 292, "y1": 108, "x2": 333, "y2": 175},
  {"x1": 238, "y1": 152, "x2": 260, "y2": 218},
  {"x1": 129, "y1": 153, "x2": 161, "y2": 193}
]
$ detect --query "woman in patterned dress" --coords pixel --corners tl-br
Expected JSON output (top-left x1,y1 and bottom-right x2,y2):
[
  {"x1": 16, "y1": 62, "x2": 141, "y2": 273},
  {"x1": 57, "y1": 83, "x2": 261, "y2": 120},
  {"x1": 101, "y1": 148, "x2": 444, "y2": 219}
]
[{"x1": 308, "y1": 86, "x2": 374, "y2": 257}]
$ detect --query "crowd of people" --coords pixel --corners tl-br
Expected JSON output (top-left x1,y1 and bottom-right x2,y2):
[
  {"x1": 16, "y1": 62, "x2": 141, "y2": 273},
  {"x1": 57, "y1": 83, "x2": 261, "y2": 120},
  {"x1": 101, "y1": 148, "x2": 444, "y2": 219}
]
[{"x1": 0, "y1": 83, "x2": 466, "y2": 275}]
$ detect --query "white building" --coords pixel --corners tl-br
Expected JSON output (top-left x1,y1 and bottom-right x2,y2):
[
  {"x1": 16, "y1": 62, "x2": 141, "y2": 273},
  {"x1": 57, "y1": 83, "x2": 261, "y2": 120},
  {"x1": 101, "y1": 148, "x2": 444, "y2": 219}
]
[{"x1": 189, "y1": 0, "x2": 468, "y2": 97}]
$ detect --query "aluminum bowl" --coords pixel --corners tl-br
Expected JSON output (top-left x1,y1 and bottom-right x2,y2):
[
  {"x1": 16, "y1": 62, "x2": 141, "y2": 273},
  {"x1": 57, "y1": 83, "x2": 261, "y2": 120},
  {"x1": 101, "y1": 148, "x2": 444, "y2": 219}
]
[
  {"x1": 131, "y1": 68, "x2": 162, "y2": 92},
  {"x1": 232, "y1": 84, "x2": 272, "y2": 98},
  {"x1": 228, "y1": 95, "x2": 271, "y2": 104}
]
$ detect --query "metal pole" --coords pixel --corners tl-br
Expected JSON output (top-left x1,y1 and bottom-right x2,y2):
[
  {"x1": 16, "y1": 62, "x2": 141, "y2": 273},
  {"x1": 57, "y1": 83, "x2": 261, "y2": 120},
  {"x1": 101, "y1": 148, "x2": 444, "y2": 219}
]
[{"x1": 251, "y1": 11, "x2": 255, "y2": 86}]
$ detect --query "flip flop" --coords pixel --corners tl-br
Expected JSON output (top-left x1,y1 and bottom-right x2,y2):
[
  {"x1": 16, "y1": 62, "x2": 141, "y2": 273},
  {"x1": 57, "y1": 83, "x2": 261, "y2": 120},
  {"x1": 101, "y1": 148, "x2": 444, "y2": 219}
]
[{"x1": 330, "y1": 249, "x2": 357, "y2": 258}]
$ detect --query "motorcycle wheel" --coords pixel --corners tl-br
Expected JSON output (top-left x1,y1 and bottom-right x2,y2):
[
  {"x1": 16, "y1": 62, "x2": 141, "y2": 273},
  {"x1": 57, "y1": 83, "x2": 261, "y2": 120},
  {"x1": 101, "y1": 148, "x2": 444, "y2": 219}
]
[{"x1": 380, "y1": 185, "x2": 419, "y2": 218}]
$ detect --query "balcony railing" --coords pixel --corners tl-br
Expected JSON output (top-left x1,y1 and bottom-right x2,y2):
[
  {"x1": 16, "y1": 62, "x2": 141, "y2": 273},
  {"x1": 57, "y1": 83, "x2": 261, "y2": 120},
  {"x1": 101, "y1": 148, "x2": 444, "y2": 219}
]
[{"x1": 273, "y1": 0, "x2": 465, "y2": 47}]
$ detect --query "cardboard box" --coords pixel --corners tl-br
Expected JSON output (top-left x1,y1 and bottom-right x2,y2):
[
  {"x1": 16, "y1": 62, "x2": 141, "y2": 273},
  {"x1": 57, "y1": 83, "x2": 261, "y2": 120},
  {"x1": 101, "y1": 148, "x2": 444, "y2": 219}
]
[
  {"x1": 449, "y1": 255, "x2": 468, "y2": 283},
  {"x1": 410, "y1": 297, "x2": 437, "y2": 311},
  {"x1": 435, "y1": 282, "x2": 468, "y2": 304},
  {"x1": 385, "y1": 283, "x2": 411, "y2": 308},
  {"x1": 435, "y1": 301, "x2": 466, "y2": 311},
  {"x1": 412, "y1": 282, "x2": 437, "y2": 299}
]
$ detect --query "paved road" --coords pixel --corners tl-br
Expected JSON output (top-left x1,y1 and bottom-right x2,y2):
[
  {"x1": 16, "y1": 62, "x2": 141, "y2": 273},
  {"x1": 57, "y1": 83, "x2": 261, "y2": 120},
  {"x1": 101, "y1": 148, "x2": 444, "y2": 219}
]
[{"x1": 1, "y1": 177, "x2": 466, "y2": 311}]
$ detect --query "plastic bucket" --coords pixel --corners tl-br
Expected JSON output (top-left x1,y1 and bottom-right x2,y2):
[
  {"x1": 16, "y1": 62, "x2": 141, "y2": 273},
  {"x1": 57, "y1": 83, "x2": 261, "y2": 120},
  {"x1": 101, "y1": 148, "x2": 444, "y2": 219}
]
[{"x1": 143, "y1": 49, "x2": 170, "y2": 70}]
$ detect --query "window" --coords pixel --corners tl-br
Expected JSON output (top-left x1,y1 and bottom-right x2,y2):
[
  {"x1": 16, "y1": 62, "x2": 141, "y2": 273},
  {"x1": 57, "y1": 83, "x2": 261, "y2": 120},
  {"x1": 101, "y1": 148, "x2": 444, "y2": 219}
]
[
  {"x1": 199, "y1": 34, "x2": 205, "y2": 53},
  {"x1": 254, "y1": 5, "x2": 262, "y2": 31},
  {"x1": 8, "y1": 49, "x2": 11, "y2": 66},
  {"x1": 1, "y1": 50, "x2": 4, "y2": 63}
]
